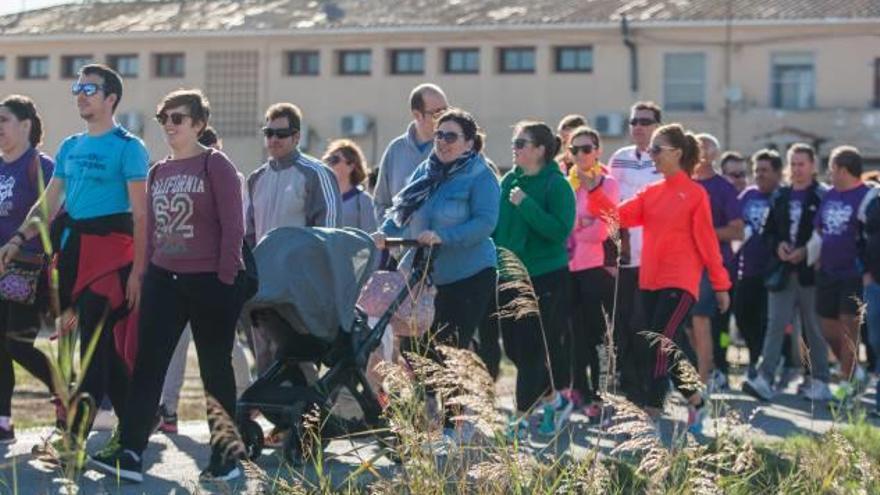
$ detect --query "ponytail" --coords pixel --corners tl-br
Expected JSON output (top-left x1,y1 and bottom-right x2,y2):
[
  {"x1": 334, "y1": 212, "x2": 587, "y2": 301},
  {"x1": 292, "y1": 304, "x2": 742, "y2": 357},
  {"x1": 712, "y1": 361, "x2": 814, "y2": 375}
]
[{"x1": 654, "y1": 123, "x2": 700, "y2": 175}]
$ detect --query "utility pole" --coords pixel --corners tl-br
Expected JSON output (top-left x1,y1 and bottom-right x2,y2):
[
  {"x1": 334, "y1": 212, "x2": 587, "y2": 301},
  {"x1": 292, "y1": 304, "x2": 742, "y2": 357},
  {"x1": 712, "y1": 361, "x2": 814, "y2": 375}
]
[{"x1": 722, "y1": 0, "x2": 733, "y2": 149}]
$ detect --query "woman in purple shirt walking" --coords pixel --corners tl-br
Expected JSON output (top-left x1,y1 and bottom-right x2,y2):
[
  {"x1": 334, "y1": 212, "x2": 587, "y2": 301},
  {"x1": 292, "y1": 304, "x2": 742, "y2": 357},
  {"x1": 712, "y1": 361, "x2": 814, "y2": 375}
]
[
  {"x1": 0, "y1": 95, "x2": 56, "y2": 444},
  {"x1": 89, "y1": 89, "x2": 246, "y2": 483}
]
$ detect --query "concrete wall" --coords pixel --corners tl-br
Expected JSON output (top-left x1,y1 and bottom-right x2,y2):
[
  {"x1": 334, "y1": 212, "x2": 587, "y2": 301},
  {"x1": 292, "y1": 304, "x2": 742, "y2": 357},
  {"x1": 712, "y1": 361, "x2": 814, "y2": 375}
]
[{"x1": 1, "y1": 21, "x2": 878, "y2": 176}]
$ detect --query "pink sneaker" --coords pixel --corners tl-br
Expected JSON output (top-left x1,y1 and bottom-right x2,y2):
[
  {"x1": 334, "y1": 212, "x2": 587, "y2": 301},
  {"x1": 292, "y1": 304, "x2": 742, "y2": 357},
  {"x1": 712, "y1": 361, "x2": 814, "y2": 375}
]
[{"x1": 561, "y1": 388, "x2": 584, "y2": 409}]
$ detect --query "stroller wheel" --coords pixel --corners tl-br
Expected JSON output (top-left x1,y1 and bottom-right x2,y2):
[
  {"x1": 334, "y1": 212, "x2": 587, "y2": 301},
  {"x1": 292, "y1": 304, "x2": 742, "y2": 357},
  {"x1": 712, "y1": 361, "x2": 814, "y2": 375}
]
[
  {"x1": 239, "y1": 419, "x2": 264, "y2": 461},
  {"x1": 282, "y1": 424, "x2": 328, "y2": 466}
]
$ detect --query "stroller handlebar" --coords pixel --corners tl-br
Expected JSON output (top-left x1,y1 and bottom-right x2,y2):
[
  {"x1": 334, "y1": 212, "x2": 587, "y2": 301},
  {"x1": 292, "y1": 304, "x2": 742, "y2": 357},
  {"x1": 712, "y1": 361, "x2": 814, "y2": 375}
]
[{"x1": 384, "y1": 238, "x2": 421, "y2": 248}]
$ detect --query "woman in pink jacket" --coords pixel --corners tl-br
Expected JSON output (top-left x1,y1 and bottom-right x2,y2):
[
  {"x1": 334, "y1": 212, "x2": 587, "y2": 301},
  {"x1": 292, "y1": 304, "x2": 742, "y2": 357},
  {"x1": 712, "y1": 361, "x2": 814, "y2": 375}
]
[{"x1": 566, "y1": 126, "x2": 619, "y2": 418}]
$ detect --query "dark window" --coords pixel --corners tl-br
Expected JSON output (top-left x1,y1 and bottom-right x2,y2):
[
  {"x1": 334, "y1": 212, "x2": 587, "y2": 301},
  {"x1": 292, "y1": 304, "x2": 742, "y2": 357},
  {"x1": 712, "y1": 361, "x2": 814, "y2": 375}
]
[
  {"x1": 499, "y1": 47, "x2": 535, "y2": 74},
  {"x1": 107, "y1": 54, "x2": 139, "y2": 78},
  {"x1": 286, "y1": 51, "x2": 320, "y2": 76},
  {"x1": 0, "y1": 58, "x2": 5, "y2": 80},
  {"x1": 771, "y1": 52, "x2": 815, "y2": 110},
  {"x1": 444, "y1": 48, "x2": 479, "y2": 74},
  {"x1": 338, "y1": 50, "x2": 371, "y2": 76},
  {"x1": 874, "y1": 58, "x2": 880, "y2": 108},
  {"x1": 61, "y1": 55, "x2": 93, "y2": 79},
  {"x1": 555, "y1": 46, "x2": 593, "y2": 73},
  {"x1": 18, "y1": 56, "x2": 49, "y2": 80},
  {"x1": 664, "y1": 53, "x2": 706, "y2": 112},
  {"x1": 390, "y1": 49, "x2": 424, "y2": 75},
  {"x1": 154, "y1": 53, "x2": 185, "y2": 78}
]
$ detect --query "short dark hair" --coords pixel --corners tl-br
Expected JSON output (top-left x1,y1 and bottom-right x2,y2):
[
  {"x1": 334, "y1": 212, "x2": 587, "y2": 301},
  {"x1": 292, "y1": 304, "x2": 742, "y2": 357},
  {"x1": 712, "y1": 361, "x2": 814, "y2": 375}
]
[
  {"x1": 750, "y1": 149, "x2": 783, "y2": 173},
  {"x1": 436, "y1": 107, "x2": 484, "y2": 153},
  {"x1": 0, "y1": 94, "x2": 43, "y2": 148},
  {"x1": 787, "y1": 142, "x2": 816, "y2": 164},
  {"x1": 569, "y1": 125, "x2": 601, "y2": 149},
  {"x1": 830, "y1": 145, "x2": 863, "y2": 178},
  {"x1": 264, "y1": 102, "x2": 302, "y2": 130},
  {"x1": 557, "y1": 114, "x2": 587, "y2": 133},
  {"x1": 409, "y1": 83, "x2": 446, "y2": 113},
  {"x1": 157, "y1": 89, "x2": 210, "y2": 134},
  {"x1": 515, "y1": 120, "x2": 562, "y2": 164},
  {"x1": 630, "y1": 100, "x2": 662, "y2": 124},
  {"x1": 719, "y1": 151, "x2": 745, "y2": 172},
  {"x1": 80, "y1": 63, "x2": 123, "y2": 112}
]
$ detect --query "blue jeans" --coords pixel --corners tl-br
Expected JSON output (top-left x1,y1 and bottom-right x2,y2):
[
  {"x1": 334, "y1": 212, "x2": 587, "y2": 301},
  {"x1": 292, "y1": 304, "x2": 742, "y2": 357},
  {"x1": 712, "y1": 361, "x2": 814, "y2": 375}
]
[{"x1": 864, "y1": 282, "x2": 880, "y2": 411}]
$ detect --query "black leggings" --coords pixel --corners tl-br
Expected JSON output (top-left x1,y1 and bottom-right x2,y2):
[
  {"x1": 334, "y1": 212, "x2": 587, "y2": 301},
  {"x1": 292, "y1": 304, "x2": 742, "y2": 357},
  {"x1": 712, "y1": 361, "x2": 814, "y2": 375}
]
[
  {"x1": 404, "y1": 267, "x2": 495, "y2": 424},
  {"x1": 497, "y1": 268, "x2": 570, "y2": 414},
  {"x1": 626, "y1": 288, "x2": 697, "y2": 409},
  {"x1": 119, "y1": 265, "x2": 242, "y2": 459},
  {"x1": 570, "y1": 267, "x2": 614, "y2": 401},
  {"x1": 71, "y1": 289, "x2": 131, "y2": 439},
  {"x1": 0, "y1": 300, "x2": 54, "y2": 417},
  {"x1": 734, "y1": 275, "x2": 767, "y2": 367},
  {"x1": 616, "y1": 267, "x2": 645, "y2": 400}
]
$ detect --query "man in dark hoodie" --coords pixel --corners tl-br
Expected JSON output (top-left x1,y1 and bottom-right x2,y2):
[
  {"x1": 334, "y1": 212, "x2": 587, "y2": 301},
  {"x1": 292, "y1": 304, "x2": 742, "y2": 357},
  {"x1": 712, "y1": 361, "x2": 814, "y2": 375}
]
[{"x1": 372, "y1": 83, "x2": 448, "y2": 222}]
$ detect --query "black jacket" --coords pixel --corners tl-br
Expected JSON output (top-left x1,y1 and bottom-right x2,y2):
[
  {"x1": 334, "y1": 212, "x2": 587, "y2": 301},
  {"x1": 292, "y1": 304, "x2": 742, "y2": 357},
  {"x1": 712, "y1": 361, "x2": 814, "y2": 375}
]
[
  {"x1": 762, "y1": 181, "x2": 826, "y2": 287},
  {"x1": 863, "y1": 190, "x2": 880, "y2": 282}
]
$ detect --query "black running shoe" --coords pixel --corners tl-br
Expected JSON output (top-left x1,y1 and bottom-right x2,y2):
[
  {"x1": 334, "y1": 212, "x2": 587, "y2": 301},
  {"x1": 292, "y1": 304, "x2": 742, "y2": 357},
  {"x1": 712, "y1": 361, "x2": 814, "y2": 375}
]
[
  {"x1": 199, "y1": 457, "x2": 241, "y2": 483},
  {"x1": 89, "y1": 446, "x2": 143, "y2": 483}
]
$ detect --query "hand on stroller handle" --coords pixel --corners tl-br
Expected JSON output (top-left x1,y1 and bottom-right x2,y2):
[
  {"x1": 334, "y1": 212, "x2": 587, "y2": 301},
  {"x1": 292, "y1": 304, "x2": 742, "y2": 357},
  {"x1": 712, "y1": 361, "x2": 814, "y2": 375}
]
[{"x1": 384, "y1": 238, "x2": 421, "y2": 248}]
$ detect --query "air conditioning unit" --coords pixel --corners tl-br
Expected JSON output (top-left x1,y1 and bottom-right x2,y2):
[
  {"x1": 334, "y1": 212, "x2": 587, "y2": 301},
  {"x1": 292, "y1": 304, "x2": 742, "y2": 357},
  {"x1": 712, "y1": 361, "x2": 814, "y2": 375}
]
[
  {"x1": 593, "y1": 112, "x2": 625, "y2": 137},
  {"x1": 118, "y1": 111, "x2": 144, "y2": 136},
  {"x1": 340, "y1": 113, "x2": 372, "y2": 137}
]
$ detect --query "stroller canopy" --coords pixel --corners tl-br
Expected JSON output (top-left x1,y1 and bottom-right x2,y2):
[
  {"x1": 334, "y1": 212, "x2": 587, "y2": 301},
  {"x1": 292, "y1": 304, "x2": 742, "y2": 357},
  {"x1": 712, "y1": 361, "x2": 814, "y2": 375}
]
[{"x1": 246, "y1": 227, "x2": 379, "y2": 343}]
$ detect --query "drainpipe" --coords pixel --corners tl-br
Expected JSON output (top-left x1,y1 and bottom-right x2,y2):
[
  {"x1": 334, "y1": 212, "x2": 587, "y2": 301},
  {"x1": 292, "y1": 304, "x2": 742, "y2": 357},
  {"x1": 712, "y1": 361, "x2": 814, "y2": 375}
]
[{"x1": 621, "y1": 15, "x2": 638, "y2": 94}]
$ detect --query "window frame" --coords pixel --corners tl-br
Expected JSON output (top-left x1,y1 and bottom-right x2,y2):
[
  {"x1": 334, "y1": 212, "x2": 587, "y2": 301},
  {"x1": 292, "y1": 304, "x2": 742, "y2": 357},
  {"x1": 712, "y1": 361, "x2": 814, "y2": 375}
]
[
  {"x1": 770, "y1": 52, "x2": 816, "y2": 110},
  {"x1": 286, "y1": 50, "x2": 320, "y2": 76},
  {"x1": 153, "y1": 52, "x2": 186, "y2": 78},
  {"x1": 338, "y1": 50, "x2": 372, "y2": 76},
  {"x1": 663, "y1": 52, "x2": 707, "y2": 112},
  {"x1": 443, "y1": 48, "x2": 480, "y2": 75},
  {"x1": 498, "y1": 47, "x2": 536, "y2": 74},
  {"x1": 554, "y1": 46, "x2": 593, "y2": 73},
  {"x1": 390, "y1": 49, "x2": 425, "y2": 75},
  {"x1": 17, "y1": 56, "x2": 50, "y2": 80},
  {"x1": 107, "y1": 54, "x2": 139, "y2": 78}
]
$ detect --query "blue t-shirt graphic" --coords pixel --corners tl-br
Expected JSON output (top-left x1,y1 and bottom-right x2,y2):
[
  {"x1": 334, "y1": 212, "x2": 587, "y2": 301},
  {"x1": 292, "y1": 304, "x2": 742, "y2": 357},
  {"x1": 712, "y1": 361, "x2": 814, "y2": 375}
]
[{"x1": 54, "y1": 125, "x2": 149, "y2": 220}]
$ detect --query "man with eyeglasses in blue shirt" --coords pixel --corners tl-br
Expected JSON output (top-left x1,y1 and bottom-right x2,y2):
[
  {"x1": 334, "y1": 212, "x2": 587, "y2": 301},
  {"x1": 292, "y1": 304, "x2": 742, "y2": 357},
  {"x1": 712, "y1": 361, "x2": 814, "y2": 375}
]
[{"x1": 0, "y1": 63, "x2": 149, "y2": 453}]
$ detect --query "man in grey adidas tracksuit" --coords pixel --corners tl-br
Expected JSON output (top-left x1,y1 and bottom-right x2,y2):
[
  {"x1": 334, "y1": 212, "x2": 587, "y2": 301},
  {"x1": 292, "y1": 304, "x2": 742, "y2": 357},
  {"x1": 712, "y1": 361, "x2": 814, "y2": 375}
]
[{"x1": 246, "y1": 102, "x2": 341, "y2": 372}]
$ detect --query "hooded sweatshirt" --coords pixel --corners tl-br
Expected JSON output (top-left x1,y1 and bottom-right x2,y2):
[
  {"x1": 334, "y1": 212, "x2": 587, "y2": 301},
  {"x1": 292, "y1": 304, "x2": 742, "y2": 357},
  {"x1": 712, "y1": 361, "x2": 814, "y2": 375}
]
[
  {"x1": 495, "y1": 161, "x2": 576, "y2": 278},
  {"x1": 373, "y1": 121, "x2": 434, "y2": 222}
]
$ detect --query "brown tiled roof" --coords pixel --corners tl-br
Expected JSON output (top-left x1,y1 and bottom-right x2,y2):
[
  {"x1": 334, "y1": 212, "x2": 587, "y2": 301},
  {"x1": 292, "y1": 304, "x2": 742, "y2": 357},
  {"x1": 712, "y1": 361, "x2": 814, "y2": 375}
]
[{"x1": 1, "y1": 0, "x2": 878, "y2": 36}]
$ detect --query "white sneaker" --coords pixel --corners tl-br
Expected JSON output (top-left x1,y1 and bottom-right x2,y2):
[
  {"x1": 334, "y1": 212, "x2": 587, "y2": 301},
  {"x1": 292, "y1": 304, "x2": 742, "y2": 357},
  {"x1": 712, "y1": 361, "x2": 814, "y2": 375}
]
[
  {"x1": 742, "y1": 375, "x2": 774, "y2": 402},
  {"x1": 92, "y1": 408, "x2": 117, "y2": 431},
  {"x1": 802, "y1": 380, "x2": 834, "y2": 402}
]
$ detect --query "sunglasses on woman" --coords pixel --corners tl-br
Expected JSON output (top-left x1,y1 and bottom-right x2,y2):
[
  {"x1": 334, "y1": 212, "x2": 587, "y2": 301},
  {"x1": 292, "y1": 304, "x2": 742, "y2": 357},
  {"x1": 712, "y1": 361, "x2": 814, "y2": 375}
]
[
  {"x1": 71, "y1": 82, "x2": 106, "y2": 97},
  {"x1": 648, "y1": 144, "x2": 677, "y2": 156},
  {"x1": 325, "y1": 154, "x2": 346, "y2": 166},
  {"x1": 434, "y1": 130, "x2": 461, "y2": 144},
  {"x1": 155, "y1": 112, "x2": 190, "y2": 126},
  {"x1": 569, "y1": 144, "x2": 595, "y2": 155},
  {"x1": 512, "y1": 138, "x2": 535, "y2": 150}
]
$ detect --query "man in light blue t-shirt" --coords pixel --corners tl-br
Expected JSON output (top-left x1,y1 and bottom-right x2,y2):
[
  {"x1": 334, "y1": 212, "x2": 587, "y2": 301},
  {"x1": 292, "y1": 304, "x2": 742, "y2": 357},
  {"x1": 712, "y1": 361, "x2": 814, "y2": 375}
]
[{"x1": 0, "y1": 64, "x2": 149, "y2": 447}]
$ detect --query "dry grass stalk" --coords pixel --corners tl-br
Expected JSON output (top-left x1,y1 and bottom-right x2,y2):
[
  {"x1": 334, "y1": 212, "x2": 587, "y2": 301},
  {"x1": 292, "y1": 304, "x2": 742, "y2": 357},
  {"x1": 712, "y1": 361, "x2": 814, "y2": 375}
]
[
  {"x1": 606, "y1": 395, "x2": 670, "y2": 489},
  {"x1": 640, "y1": 331, "x2": 704, "y2": 395},
  {"x1": 494, "y1": 248, "x2": 539, "y2": 321}
]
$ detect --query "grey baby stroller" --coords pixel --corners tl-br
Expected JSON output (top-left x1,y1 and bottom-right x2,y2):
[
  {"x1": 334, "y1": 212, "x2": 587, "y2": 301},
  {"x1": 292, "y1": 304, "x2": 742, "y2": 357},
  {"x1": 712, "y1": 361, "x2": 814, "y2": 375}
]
[{"x1": 236, "y1": 227, "x2": 431, "y2": 464}]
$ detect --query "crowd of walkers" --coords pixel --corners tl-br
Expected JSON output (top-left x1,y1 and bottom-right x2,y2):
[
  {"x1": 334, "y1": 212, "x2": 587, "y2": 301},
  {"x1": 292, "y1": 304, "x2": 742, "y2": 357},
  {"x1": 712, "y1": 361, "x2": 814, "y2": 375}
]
[{"x1": 0, "y1": 65, "x2": 878, "y2": 484}]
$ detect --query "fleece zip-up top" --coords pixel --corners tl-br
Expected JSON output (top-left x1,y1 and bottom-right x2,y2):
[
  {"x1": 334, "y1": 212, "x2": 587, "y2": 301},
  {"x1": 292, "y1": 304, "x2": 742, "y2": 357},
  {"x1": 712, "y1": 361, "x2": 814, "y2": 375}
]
[
  {"x1": 494, "y1": 161, "x2": 576, "y2": 278},
  {"x1": 245, "y1": 149, "x2": 341, "y2": 245},
  {"x1": 589, "y1": 170, "x2": 731, "y2": 298}
]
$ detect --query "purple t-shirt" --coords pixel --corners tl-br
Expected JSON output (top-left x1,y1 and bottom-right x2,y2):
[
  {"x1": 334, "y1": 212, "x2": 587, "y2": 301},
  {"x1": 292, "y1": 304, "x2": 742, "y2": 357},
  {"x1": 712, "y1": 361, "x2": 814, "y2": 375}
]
[
  {"x1": 0, "y1": 148, "x2": 54, "y2": 253},
  {"x1": 738, "y1": 186, "x2": 772, "y2": 278},
  {"x1": 698, "y1": 174, "x2": 742, "y2": 266},
  {"x1": 815, "y1": 183, "x2": 870, "y2": 280},
  {"x1": 146, "y1": 150, "x2": 244, "y2": 284}
]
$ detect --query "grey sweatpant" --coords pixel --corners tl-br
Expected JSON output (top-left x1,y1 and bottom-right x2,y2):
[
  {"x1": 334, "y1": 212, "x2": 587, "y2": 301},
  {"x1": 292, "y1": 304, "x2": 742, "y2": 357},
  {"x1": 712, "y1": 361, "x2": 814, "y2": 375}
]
[{"x1": 758, "y1": 274, "x2": 830, "y2": 382}]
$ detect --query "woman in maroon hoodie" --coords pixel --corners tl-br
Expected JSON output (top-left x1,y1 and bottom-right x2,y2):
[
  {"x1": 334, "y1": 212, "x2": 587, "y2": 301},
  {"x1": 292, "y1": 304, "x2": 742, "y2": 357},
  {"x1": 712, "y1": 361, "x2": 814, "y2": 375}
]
[{"x1": 89, "y1": 89, "x2": 245, "y2": 483}]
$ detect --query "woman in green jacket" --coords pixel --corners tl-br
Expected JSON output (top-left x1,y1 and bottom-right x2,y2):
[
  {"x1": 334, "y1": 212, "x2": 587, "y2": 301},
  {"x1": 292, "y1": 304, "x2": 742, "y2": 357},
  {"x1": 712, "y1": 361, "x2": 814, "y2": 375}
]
[{"x1": 491, "y1": 121, "x2": 576, "y2": 437}]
